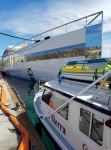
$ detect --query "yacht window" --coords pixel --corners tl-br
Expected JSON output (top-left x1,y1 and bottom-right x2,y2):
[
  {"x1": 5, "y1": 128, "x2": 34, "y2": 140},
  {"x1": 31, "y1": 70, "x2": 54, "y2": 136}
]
[
  {"x1": 42, "y1": 89, "x2": 52, "y2": 105},
  {"x1": 79, "y1": 108, "x2": 91, "y2": 136},
  {"x1": 58, "y1": 104, "x2": 68, "y2": 120},
  {"x1": 91, "y1": 114, "x2": 104, "y2": 146},
  {"x1": 42, "y1": 90, "x2": 68, "y2": 120},
  {"x1": 79, "y1": 108, "x2": 104, "y2": 146},
  {"x1": 51, "y1": 92, "x2": 68, "y2": 120},
  {"x1": 26, "y1": 44, "x2": 85, "y2": 61}
]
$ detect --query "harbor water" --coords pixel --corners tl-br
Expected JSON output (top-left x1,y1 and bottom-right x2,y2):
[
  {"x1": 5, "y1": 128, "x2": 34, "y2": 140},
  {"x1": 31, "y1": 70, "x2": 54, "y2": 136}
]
[{"x1": 5, "y1": 76, "x2": 54, "y2": 150}]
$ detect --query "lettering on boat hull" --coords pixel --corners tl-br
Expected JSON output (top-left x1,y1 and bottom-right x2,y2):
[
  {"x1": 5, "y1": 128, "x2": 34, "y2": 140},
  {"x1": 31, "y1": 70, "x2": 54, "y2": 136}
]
[{"x1": 51, "y1": 114, "x2": 66, "y2": 135}]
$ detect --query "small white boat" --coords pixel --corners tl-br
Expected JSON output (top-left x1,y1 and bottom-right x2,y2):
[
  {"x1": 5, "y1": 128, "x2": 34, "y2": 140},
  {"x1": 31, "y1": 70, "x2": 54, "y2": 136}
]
[
  {"x1": 34, "y1": 70, "x2": 111, "y2": 150},
  {"x1": 60, "y1": 57, "x2": 111, "y2": 82}
]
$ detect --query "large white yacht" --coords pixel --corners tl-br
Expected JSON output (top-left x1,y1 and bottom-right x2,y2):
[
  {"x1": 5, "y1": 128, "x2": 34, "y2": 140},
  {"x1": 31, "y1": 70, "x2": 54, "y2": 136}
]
[{"x1": 2, "y1": 11, "x2": 103, "y2": 81}]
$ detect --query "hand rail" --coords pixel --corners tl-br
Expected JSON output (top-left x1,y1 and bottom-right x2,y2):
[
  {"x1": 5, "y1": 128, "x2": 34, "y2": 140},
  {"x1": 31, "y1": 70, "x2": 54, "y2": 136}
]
[
  {"x1": 46, "y1": 69, "x2": 111, "y2": 118},
  {"x1": 34, "y1": 78, "x2": 45, "y2": 95},
  {"x1": 2, "y1": 11, "x2": 103, "y2": 57}
]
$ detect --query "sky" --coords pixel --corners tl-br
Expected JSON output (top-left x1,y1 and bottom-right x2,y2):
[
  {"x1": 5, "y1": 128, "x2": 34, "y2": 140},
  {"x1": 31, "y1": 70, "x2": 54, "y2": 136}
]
[{"x1": 0, "y1": 0, "x2": 111, "y2": 57}]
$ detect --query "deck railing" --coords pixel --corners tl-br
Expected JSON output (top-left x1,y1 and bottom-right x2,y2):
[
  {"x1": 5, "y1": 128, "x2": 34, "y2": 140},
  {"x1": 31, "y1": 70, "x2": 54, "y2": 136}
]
[
  {"x1": 6, "y1": 11, "x2": 103, "y2": 56},
  {"x1": 34, "y1": 78, "x2": 45, "y2": 95}
]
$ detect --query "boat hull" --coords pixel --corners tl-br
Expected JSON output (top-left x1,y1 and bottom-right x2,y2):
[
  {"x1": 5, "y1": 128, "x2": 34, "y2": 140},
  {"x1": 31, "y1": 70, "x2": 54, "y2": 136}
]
[
  {"x1": 61, "y1": 58, "x2": 111, "y2": 82},
  {"x1": 34, "y1": 77, "x2": 110, "y2": 150},
  {"x1": 34, "y1": 93, "x2": 76, "y2": 150},
  {"x1": 4, "y1": 56, "x2": 84, "y2": 81},
  {"x1": 37, "y1": 119, "x2": 62, "y2": 150}
]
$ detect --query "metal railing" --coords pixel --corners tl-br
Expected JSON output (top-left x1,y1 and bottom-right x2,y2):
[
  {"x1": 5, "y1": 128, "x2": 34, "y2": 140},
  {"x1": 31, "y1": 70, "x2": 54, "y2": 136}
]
[
  {"x1": 3, "y1": 11, "x2": 103, "y2": 56},
  {"x1": 34, "y1": 78, "x2": 45, "y2": 95}
]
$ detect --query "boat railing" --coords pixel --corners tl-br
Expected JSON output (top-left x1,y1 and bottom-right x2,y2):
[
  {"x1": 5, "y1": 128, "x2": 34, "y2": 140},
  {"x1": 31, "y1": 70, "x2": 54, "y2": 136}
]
[
  {"x1": 5, "y1": 11, "x2": 103, "y2": 56},
  {"x1": 46, "y1": 70, "x2": 111, "y2": 118},
  {"x1": 34, "y1": 78, "x2": 45, "y2": 95}
]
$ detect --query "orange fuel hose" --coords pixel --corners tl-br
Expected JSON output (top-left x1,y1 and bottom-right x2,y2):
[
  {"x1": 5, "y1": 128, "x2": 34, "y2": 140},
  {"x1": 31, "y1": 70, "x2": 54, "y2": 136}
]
[{"x1": 0, "y1": 84, "x2": 29, "y2": 150}]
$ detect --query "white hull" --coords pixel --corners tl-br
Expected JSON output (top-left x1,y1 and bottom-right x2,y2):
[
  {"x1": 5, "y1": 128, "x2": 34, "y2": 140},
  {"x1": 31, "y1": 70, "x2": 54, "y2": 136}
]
[
  {"x1": 34, "y1": 92, "x2": 76, "y2": 150},
  {"x1": 4, "y1": 56, "x2": 84, "y2": 81},
  {"x1": 2, "y1": 12, "x2": 103, "y2": 83},
  {"x1": 61, "y1": 72, "x2": 102, "y2": 81},
  {"x1": 34, "y1": 76, "x2": 111, "y2": 150}
]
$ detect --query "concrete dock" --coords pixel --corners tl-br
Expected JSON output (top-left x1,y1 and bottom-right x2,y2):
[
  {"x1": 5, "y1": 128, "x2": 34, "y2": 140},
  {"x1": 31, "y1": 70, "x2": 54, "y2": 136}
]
[{"x1": 0, "y1": 74, "x2": 46, "y2": 150}]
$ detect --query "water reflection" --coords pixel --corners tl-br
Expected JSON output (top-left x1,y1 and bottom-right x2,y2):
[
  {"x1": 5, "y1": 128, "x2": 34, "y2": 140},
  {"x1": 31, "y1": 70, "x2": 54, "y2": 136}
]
[{"x1": 27, "y1": 79, "x2": 35, "y2": 96}]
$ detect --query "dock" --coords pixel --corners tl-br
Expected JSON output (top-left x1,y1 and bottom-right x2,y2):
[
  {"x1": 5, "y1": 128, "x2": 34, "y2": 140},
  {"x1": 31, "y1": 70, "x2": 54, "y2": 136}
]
[{"x1": 0, "y1": 73, "x2": 46, "y2": 150}]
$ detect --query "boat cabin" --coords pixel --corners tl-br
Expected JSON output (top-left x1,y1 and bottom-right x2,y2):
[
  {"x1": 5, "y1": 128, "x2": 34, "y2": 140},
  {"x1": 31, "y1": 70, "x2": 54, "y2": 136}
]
[{"x1": 39, "y1": 79, "x2": 111, "y2": 150}]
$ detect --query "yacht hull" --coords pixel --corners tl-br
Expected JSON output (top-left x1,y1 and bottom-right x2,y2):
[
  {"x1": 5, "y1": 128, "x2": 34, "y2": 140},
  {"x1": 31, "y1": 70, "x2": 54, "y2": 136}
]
[{"x1": 4, "y1": 56, "x2": 84, "y2": 81}]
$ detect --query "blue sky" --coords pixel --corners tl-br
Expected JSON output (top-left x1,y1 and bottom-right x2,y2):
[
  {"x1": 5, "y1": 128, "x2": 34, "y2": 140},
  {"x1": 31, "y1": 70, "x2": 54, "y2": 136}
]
[{"x1": 0, "y1": 0, "x2": 111, "y2": 57}]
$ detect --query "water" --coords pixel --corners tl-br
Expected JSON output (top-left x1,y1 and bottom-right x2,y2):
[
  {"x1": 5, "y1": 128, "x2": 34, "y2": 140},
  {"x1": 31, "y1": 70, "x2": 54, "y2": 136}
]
[{"x1": 5, "y1": 76, "x2": 54, "y2": 150}]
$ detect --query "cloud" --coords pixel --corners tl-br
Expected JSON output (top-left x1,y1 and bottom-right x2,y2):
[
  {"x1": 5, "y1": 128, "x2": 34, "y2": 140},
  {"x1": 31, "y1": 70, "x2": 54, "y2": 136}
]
[
  {"x1": 0, "y1": 0, "x2": 110, "y2": 36},
  {"x1": 102, "y1": 32, "x2": 111, "y2": 57},
  {"x1": 0, "y1": 0, "x2": 111, "y2": 56}
]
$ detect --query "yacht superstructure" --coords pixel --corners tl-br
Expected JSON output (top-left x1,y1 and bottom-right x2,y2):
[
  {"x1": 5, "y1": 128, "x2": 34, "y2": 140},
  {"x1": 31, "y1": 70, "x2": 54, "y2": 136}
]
[{"x1": 2, "y1": 11, "x2": 103, "y2": 81}]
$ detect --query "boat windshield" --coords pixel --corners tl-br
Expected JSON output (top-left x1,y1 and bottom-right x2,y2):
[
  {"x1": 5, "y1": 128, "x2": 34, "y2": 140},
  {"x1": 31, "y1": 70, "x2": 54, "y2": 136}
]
[
  {"x1": 42, "y1": 89, "x2": 52, "y2": 105},
  {"x1": 42, "y1": 89, "x2": 68, "y2": 120}
]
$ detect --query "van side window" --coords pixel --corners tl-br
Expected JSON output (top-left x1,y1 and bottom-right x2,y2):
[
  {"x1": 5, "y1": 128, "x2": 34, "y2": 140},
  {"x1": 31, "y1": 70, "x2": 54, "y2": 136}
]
[{"x1": 79, "y1": 108, "x2": 104, "y2": 146}]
